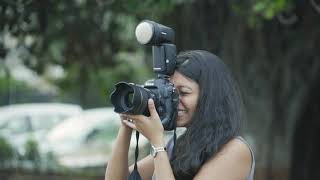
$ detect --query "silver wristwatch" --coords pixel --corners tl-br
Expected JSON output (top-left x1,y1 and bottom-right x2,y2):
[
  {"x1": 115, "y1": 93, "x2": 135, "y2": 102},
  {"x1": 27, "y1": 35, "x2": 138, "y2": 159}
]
[{"x1": 151, "y1": 145, "x2": 166, "y2": 158}]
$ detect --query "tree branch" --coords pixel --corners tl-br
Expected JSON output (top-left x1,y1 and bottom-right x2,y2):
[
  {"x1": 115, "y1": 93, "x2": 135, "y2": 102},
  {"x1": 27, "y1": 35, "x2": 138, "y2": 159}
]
[
  {"x1": 310, "y1": 0, "x2": 320, "y2": 14},
  {"x1": 277, "y1": 12, "x2": 298, "y2": 25}
]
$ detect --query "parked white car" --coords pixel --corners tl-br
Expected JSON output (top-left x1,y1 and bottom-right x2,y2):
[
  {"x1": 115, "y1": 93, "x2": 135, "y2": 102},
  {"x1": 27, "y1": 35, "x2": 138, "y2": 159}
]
[
  {"x1": 0, "y1": 103, "x2": 82, "y2": 155},
  {"x1": 45, "y1": 107, "x2": 149, "y2": 168}
]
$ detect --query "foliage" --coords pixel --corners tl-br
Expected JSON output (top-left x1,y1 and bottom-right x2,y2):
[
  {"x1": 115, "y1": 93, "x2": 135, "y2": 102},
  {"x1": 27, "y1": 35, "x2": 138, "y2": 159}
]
[
  {"x1": 0, "y1": 0, "x2": 176, "y2": 106},
  {"x1": 0, "y1": 0, "x2": 175, "y2": 70},
  {"x1": 231, "y1": 0, "x2": 294, "y2": 27},
  {"x1": 0, "y1": 136, "x2": 15, "y2": 161},
  {"x1": 252, "y1": 0, "x2": 291, "y2": 19},
  {"x1": 0, "y1": 0, "x2": 296, "y2": 66},
  {"x1": 22, "y1": 138, "x2": 43, "y2": 170},
  {"x1": 0, "y1": 0, "x2": 302, "y2": 106},
  {"x1": 0, "y1": 73, "x2": 49, "y2": 105},
  {"x1": 23, "y1": 139, "x2": 40, "y2": 161}
]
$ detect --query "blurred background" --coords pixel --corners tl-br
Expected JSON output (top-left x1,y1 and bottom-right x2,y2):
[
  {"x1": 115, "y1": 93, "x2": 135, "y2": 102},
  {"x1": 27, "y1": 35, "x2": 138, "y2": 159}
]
[{"x1": 0, "y1": 0, "x2": 319, "y2": 180}]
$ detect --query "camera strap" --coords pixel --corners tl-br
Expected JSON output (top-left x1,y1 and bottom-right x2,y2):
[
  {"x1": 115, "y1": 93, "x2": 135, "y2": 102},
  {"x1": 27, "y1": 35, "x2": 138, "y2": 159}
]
[
  {"x1": 128, "y1": 131, "x2": 141, "y2": 180},
  {"x1": 172, "y1": 127, "x2": 177, "y2": 160}
]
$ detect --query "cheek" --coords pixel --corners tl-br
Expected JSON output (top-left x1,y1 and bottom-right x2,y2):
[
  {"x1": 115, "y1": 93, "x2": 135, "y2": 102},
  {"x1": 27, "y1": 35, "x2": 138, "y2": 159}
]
[
  {"x1": 180, "y1": 95, "x2": 198, "y2": 112},
  {"x1": 189, "y1": 98, "x2": 198, "y2": 113}
]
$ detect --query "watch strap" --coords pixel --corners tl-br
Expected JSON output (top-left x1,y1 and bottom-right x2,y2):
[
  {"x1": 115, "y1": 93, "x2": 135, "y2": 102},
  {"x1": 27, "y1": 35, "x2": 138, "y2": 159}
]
[{"x1": 151, "y1": 145, "x2": 166, "y2": 157}]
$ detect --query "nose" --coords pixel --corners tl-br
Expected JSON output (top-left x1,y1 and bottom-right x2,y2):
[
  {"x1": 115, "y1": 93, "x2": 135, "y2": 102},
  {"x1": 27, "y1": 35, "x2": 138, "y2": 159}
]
[{"x1": 178, "y1": 98, "x2": 184, "y2": 109}]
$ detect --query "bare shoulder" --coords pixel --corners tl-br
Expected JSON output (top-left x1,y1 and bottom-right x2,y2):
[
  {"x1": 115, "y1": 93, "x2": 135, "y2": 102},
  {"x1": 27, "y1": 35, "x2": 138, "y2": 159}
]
[
  {"x1": 194, "y1": 138, "x2": 252, "y2": 180},
  {"x1": 217, "y1": 137, "x2": 252, "y2": 162}
]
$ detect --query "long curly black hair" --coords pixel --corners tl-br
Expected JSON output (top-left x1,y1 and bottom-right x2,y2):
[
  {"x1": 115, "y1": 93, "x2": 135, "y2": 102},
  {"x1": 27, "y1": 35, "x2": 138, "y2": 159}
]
[{"x1": 170, "y1": 50, "x2": 243, "y2": 179}]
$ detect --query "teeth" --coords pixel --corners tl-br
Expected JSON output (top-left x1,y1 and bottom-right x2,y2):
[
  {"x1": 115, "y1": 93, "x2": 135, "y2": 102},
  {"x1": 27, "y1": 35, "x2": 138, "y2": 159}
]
[{"x1": 178, "y1": 110, "x2": 186, "y2": 116}]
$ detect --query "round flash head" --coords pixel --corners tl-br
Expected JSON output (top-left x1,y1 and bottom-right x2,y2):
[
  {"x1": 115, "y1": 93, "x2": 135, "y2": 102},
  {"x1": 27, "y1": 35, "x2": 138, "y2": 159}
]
[
  {"x1": 135, "y1": 20, "x2": 174, "y2": 45},
  {"x1": 135, "y1": 22, "x2": 154, "y2": 45}
]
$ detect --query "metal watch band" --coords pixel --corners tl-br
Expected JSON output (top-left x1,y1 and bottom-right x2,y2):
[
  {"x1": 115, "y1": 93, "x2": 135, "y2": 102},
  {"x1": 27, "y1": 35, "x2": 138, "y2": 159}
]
[{"x1": 151, "y1": 145, "x2": 167, "y2": 157}]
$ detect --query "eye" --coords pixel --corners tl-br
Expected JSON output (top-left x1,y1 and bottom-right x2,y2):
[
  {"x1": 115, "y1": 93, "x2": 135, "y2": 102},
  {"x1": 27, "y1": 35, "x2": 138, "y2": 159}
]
[{"x1": 179, "y1": 91, "x2": 190, "y2": 96}]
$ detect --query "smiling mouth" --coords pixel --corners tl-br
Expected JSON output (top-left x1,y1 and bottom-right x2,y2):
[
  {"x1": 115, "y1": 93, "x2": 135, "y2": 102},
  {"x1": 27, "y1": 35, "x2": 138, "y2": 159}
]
[{"x1": 177, "y1": 110, "x2": 187, "y2": 116}]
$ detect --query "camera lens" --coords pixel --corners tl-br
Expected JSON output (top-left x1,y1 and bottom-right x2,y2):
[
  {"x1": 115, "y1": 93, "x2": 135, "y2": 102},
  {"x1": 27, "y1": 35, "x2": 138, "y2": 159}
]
[
  {"x1": 126, "y1": 92, "x2": 134, "y2": 108},
  {"x1": 110, "y1": 82, "x2": 152, "y2": 115}
]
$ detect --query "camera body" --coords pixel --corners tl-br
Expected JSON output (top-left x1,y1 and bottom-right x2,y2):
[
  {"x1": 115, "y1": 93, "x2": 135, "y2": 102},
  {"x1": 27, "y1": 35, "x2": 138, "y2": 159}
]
[{"x1": 110, "y1": 20, "x2": 179, "y2": 130}]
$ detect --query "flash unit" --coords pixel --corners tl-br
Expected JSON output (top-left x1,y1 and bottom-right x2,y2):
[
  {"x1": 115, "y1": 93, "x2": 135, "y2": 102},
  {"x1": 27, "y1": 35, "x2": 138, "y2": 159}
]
[{"x1": 135, "y1": 20, "x2": 174, "y2": 45}]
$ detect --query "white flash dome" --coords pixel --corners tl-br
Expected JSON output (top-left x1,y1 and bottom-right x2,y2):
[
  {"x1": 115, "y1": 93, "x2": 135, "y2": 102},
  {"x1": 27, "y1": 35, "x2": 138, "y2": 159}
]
[{"x1": 135, "y1": 21, "x2": 154, "y2": 44}]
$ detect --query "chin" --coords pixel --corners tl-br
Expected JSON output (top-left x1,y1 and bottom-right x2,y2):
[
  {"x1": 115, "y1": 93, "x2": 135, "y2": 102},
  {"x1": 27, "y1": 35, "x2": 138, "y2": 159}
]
[
  {"x1": 176, "y1": 117, "x2": 189, "y2": 127},
  {"x1": 176, "y1": 123, "x2": 184, "y2": 127}
]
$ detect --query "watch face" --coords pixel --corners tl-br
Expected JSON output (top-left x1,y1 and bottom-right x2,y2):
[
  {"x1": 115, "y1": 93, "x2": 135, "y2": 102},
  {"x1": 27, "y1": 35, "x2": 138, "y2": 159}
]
[{"x1": 151, "y1": 145, "x2": 166, "y2": 157}]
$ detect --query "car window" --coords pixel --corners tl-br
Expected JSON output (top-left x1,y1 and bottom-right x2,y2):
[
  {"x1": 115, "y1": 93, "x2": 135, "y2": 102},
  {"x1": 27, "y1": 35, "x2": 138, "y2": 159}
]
[
  {"x1": 31, "y1": 114, "x2": 65, "y2": 131},
  {"x1": 3, "y1": 115, "x2": 32, "y2": 134},
  {"x1": 85, "y1": 120, "x2": 120, "y2": 143}
]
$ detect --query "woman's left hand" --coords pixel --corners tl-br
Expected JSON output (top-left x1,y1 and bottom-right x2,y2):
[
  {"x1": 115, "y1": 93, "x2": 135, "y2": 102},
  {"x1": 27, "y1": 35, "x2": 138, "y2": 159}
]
[{"x1": 122, "y1": 99, "x2": 165, "y2": 146}]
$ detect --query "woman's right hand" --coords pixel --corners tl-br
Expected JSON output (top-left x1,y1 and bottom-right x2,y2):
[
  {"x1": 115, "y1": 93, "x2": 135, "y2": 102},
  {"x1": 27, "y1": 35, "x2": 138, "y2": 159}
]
[{"x1": 119, "y1": 114, "x2": 133, "y2": 132}]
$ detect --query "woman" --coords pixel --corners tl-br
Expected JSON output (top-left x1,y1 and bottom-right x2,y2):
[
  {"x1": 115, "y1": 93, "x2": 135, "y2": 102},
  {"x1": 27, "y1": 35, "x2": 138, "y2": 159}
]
[{"x1": 105, "y1": 50, "x2": 255, "y2": 180}]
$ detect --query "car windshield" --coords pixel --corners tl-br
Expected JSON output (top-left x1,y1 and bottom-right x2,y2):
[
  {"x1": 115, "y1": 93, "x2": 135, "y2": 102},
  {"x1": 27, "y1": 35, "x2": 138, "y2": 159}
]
[
  {"x1": 31, "y1": 114, "x2": 66, "y2": 131},
  {"x1": 0, "y1": 115, "x2": 32, "y2": 134},
  {"x1": 48, "y1": 110, "x2": 120, "y2": 144}
]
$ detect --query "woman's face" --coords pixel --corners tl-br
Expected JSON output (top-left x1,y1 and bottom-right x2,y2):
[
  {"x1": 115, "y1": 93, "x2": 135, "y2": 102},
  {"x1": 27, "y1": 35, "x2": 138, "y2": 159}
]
[{"x1": 170, "y1": 71, "x2": 199, "y2": 127}]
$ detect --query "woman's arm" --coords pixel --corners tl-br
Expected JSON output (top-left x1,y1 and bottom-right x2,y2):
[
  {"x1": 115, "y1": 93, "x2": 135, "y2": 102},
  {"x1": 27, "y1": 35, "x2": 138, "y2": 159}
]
[
  {"x1": 123, "y1": 99, "x2": 176, "y2": 180},
  {"x1": 128, "y1": 155, "x2": 154, "y2": 180},
  {"x1": 105, "y1": 125, "x2": 132, "y2": 180},
  {"x1": 105, "y1": 115, "x2": 156, "y2": 180},
  {"x1": 151, "y1": 137, "x2": 175, "y2": 180}
]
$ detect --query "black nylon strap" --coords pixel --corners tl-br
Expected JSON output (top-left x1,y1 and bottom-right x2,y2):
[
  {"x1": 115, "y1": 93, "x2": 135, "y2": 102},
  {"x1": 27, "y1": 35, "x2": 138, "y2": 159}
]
[
  {"x1": 128, "y1": 131, "x2": 141, "y2": 180},
  {"x1": 171, "y1": 108, "x2": 177, "y2": 160},
  {"x1": 134, "y1": 131, "x2": 140, "y2": 165},
  {"x1": 172, "y1": 127, "x2": 177, "y2": 160}
]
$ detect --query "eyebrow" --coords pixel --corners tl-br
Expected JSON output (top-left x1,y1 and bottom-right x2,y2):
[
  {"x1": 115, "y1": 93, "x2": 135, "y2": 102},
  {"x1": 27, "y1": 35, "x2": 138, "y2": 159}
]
[{"x1": 176, "y1": 85, "x2": 192, "y2": 91}]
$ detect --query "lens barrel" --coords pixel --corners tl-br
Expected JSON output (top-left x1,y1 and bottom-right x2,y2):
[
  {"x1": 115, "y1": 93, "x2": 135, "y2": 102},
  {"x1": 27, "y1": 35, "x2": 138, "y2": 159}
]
[{"x1": 110, "y1": 82, "x2": 152, "y2": 115}]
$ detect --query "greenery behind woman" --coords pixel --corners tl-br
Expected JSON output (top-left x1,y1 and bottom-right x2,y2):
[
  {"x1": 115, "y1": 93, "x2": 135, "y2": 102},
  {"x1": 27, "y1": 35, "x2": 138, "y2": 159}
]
[{"x1": 105, "y1": 50, "x2": 253, "y2": 180}]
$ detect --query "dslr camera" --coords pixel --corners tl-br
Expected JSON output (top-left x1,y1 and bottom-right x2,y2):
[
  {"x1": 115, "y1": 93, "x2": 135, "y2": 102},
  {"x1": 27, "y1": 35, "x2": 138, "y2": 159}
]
[{"x1": 110, "y1": 20, "x2": 179, "y2": 130}]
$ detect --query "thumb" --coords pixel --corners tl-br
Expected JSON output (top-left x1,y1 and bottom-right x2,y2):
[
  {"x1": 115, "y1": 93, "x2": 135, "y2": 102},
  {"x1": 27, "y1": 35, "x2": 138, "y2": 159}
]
[{"x1": 148, "y1": 99, "x2": 159, "y2": 118}]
